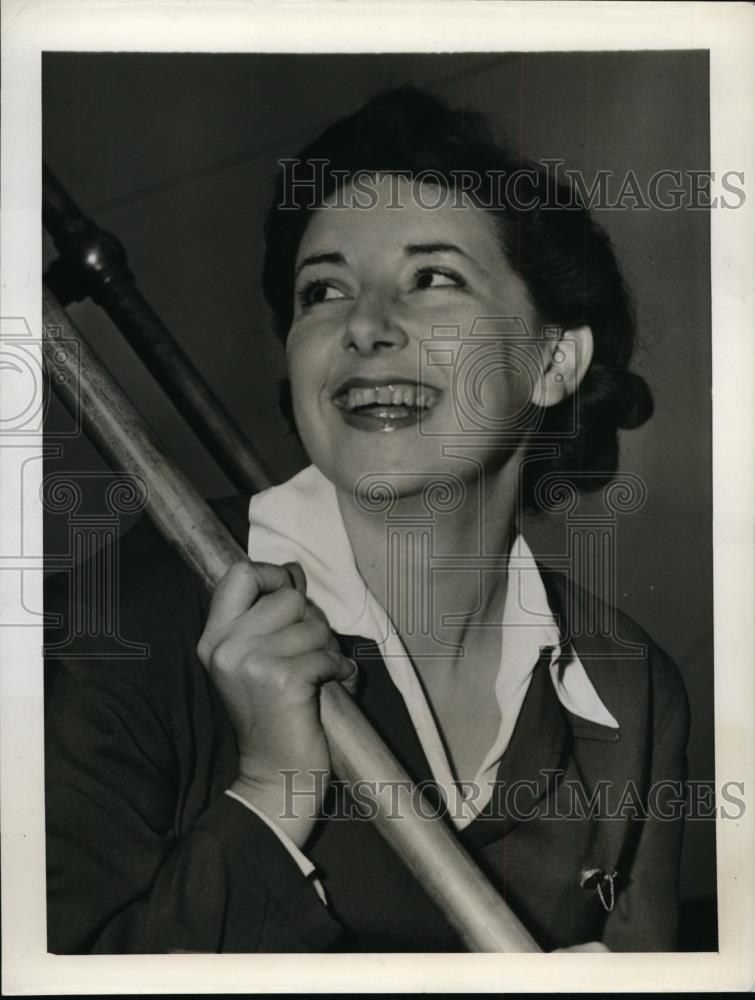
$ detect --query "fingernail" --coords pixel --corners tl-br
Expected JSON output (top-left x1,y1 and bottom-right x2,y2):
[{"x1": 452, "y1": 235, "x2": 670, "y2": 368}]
[{"x1": 342, "y1": 657, "x2": 359, "y2": 690}]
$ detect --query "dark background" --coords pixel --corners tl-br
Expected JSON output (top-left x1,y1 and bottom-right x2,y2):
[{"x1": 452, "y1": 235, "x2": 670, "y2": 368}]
[{"x1": 42, "y1": 51, "x2": 715, "y2": 947}]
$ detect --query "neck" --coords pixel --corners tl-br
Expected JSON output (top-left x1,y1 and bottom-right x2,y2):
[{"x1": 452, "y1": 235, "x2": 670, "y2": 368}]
[{"x1": 336, "y1": 455, "x2": 522, "y2": 662}]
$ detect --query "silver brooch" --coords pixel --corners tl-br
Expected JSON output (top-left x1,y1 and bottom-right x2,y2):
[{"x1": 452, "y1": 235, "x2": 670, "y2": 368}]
[{"x1": 580, "y1": 867, "x2": 618, "y2": 912}]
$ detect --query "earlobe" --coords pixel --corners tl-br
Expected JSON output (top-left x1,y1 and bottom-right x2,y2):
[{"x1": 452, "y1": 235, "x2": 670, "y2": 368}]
[{"x1": 532, "y1": 325, "x2": 594, "y2": 409}]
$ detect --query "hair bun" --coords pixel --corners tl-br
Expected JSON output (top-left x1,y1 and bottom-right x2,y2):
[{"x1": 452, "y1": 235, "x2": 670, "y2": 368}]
[
  {"x1": 579, "y1": 365, "x2": 653, "y2": 431},
  {"x1": 615, "y1": 369, "x2": 654, "y2": 429}
]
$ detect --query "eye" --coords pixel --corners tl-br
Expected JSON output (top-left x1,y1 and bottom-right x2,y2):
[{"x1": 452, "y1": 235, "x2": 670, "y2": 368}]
[
  {"x1": 296, "y1": 279, "x2": 348, "y2": 310},
  {"x1": 413, "y1": 266, "x2": 467, "y2": 292}
]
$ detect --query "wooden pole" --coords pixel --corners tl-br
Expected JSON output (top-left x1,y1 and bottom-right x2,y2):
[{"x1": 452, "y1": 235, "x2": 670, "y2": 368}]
[
  {"x1": 42, "y1": 286, "x2": 542, "y2": 953},
  {"x1": 43, "y1": 163, "x2": 276, "y2": 496}
]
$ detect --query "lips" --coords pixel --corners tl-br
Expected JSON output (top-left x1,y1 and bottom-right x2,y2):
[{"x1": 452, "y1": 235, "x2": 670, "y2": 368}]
[{"x1": 330, "y1": 376, "x2": 442, "y2": 433}]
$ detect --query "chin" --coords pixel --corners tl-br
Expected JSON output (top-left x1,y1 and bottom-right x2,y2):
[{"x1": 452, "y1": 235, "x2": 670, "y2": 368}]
[{"x1": 311, "y1": 440, "x2": 479, "y2": 513}]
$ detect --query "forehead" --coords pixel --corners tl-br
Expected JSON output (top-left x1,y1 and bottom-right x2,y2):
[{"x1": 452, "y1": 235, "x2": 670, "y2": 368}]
[{"x1": 295, "y1": 174, "x2": 506, "y2": 264}]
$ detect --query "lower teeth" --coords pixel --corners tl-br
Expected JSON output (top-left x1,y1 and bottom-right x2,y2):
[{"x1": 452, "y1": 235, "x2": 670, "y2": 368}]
[{"x1": 354, "y1": 405, "x2": 417, "y2": 415}]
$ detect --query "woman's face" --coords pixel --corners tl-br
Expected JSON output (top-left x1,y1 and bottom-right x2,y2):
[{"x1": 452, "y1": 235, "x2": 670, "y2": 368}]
[{"x1": 286, "y1": 175, "x2": 543, "y2": 498}]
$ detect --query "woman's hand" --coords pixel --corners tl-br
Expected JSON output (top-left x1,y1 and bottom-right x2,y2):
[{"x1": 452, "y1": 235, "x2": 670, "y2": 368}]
[{"x1": 196, "y1": 559, "x2": 357, "y2": 847}]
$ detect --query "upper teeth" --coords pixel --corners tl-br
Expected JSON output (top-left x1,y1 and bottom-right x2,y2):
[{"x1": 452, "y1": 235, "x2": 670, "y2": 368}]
[{"x1": 334, "y1": 384, "x2": 439, "y2": 411}]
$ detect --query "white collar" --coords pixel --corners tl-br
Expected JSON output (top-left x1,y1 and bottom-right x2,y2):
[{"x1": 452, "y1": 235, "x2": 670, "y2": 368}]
[{"x1": 249, "y1": 464, "x2": 617, "y2": 828}]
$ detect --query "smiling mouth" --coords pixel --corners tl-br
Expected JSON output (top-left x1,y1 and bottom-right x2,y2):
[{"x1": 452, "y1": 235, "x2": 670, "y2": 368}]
[
  {"x1": 332, "y1": 383, "x2": 441, "y2": 414},
  {"x1": 331, "y1": 381, "x2": 442, "y2": 433}
]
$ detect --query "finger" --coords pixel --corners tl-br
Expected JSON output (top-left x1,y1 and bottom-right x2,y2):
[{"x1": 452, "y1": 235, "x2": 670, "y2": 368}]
[
  {"x1": 283, "y1": 561, "x2": 307, "y2": 596},
  {"x1": 322, "y1": 628, "x2": 342, "y2": 654},
  {"x1": 252, "y1": 590, "x2": 333, "y2": 637},
  {"x1": 245, "y1": 586, "x2": 309, "y2": 635},
  {"x1": 293, "y1": 649, "x2": 359, "y2": 689},
  {"x1": 293, "y1": 593, "x2": 338, "y2": 634},
  {"x1": 205, "y1": 560, "x2": 295, "y2": 632},
  {"x1": 263, "y1": 617, "x2": 331, "y2": 658},
  {"x1": 205, "y1": 562, "x2": 263, "y2": 632},
  {"x1": 251, "y1": 560, "x2": 303, "y2": 596}
]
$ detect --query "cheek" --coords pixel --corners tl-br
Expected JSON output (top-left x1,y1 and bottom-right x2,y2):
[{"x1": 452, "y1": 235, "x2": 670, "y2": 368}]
[
  {"x1": 286, "y1": 337, "x2": 320, "y2": 405},
  {"x1": 285, "y1": 338, "x2": 334, "y2": 456}
]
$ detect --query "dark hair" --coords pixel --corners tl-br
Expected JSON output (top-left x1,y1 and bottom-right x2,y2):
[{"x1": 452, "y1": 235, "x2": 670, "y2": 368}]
[{"x1": 262, "y1": 85, "x2": 653, "y2": 513}]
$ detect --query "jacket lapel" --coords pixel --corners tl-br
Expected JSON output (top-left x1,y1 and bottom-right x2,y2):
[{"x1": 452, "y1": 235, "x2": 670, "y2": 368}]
[
  {"x1": 460, "y1": 651, "x2": 572, "y2": 848},
  {"x1": 538, "y1": 565, "x2": 650, "y2": 886},
  {"x1": 335, "y1": 634, "x2": 439, "y2": 790}
]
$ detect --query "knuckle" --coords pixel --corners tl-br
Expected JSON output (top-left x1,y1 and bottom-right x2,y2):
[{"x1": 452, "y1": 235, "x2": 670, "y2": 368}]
[
  {"x1": 196, "y1": 635, "x2": 210, "y2": 665},
  {"x1": 248, "y1": 656, "x2": 292, "y2": 696},
  {"x1": 240, "y1": 651, "x2": 264, "y2": 677},
  {"x1": 210, "y1": 639, "x2": 237, "y2": 674},
  {"x1": 269, "y1": 664, "x2": 292, "y2": 695},
  {"x1": 227, "y1": 560, "x2": 254, "y2": 584}
]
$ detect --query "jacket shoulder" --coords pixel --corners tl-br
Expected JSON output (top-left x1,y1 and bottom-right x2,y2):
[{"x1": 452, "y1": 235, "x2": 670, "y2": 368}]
[{"x1": 44, "y1": 494, "x2": 252, "y2": 702}]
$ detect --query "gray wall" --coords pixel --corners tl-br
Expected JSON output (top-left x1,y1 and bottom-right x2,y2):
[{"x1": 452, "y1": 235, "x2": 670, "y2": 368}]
[{"x1": 42, "y1": 52, "x2": 714, "y2": 932}]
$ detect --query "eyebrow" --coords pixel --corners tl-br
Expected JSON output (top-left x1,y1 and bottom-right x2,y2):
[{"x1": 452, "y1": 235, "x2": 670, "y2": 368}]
[
  {"x1": 295, "y1": 251, "x2": 346, "y2": 278},
  {"x1": 295, "y1": 242, "x2": 471, "y2": 278},
  {"x1": 405, "y1": 242, "x2": 470, "y2": 260}
]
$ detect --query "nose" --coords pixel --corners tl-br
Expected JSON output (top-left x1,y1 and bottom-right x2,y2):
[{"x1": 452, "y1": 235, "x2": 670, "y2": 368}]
[{"x1": 342, "y1": 289, "x2": 409, "y2": 355}]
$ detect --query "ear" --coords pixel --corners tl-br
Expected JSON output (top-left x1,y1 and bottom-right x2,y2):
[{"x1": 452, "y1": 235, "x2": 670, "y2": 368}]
[{"x1": 531, "y1": 325, "x2": 594, "y2": 409}]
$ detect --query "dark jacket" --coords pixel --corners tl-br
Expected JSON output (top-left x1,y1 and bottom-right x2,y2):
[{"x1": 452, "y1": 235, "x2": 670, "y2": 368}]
[{"x1": 44, "y1": 495, "x2": 690, "y2": 954}]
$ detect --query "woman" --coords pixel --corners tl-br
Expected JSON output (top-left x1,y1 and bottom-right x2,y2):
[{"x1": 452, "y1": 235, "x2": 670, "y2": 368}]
[{"x1": 45, "y1": 86, "x2": 689, "y2": 954}]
